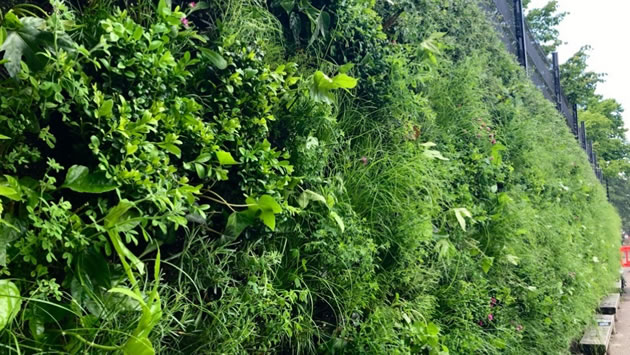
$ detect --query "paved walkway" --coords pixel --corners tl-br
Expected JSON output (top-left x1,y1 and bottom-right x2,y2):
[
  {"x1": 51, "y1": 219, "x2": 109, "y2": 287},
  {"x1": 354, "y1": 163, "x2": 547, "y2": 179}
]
[{"x1": 609, "y1": 268, "x2": 630, "y2": 355}]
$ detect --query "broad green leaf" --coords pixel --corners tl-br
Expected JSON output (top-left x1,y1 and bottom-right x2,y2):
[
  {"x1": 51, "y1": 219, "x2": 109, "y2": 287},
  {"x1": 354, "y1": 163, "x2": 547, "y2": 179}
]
[
  {"x1": 1, "y1": 17, "x2": 73, "y2": 77},
  {"x1": 310, "y1": 71, "x2": 358, "y2": 104},
  {"x1": 158, "y1": 51, "x2": 176, "y2": 67},
  {"x1": 132, "y1": 26, "x2": 143, "y2": 41},
  {"x1": 426, "y1": 322, "x2": 440, "y2": 337},
  {"x1": 313, "y1": 71, "x2": 334, "y2": 90},
  {"x1": 331, "y1": 73, "x2": 357, "y2": 89},
  {"x1": 245, "y1": 195, "x2": 282, "y2": 231},
  {"x1": 124, "y1": 336, "x2": 154, "y2": 355},
  {"x1": 1, "y1": 17, "x2": 45, "y2": 77},
  {"x1": 260, "y1": 210, "x2": 276, "y2": 230},
  {"x1": 453, "y1": 207, "x2": 472, "y2": 231},
  {"x1": 199, "y1": 48, "x2": 227, "y2": 69},
  {"x1": 62, "y1": 165, "x2": 118, "y2": 193},
  {"x1": 223, "y1": 210, "x2": 256, "y2": 240},
  {"x1": 157, "y1": 0, "x2": 172, "y2": 18},
  {"x1": 194, "y1": 153, "x2": 213, "y2": 163},
  {"x1": 258, "y1": 195, "x2": 282, "y2": 213},
  {"x1": 216, "y1": 150, "x2": 237, "y2": 165},
  {"x1": 98, "y1": 99, "x2": 114, "y2": 118},
  {"x1": 148, "y1": 40, "x2": 162, "y2": 51},
  {"x1": 297, "y1": 189, "x2": 327, "y2": 208},
  {"x1": 423, "y1": 149, "x2": 449, "y2": 161},
  {"x1": 0, "y1": 186, "x2": 20, "y2": 201},
  {"x1": 194, "y1": 163, "x2": 206, "y2": 179},
  {"x1": 0, "y1": 280, "x2": 21, "y2": 331},
  {"x1": 159, "y1": 143, "x2": 181, "y2": 157},
  {"x1": 277, "y1": 0, "x2": 295, "y2": 14},
  {"x1": 338, "y1": 63, "x2": 354, "y2": 74},
  {"x1": 104, "y1": 199, "x2": 135, "y2": 229},
  {"x1": 0, "y1": 176, "x2": 22, "y2": 201},
  {"x1": 0, "y1": 134, "x2": 10, "y2": 140},
  {"x1": 481, "y1": 256, "x2": 494, "y2": 274},
  {"x1": 330, "y1": 211, "x2": 345, "y2": 232}
]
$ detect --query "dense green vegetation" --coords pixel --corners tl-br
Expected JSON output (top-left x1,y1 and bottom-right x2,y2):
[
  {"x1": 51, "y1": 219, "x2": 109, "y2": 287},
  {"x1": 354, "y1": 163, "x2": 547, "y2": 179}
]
[{"x1": 0, "y1": 0, "x2": 621, "y2": 353}]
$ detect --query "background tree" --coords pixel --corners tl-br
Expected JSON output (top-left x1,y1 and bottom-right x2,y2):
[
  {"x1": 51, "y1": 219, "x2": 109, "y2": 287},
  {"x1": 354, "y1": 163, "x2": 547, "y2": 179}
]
[
  {"x1": 523, "y1": 0, "x2": 567, "y2": 55},
  {"x1": 557, "y1": 40, "x2": 630, "y2": 232},
  {"x1": 579, "y1": 97, "x2": 630, "y2": 176},
  {"x1": 559, "y1": 47, "x2": 629, "y2": 177},
  {"x1": 559, "y1": 46, "x2": 605, "y2": 106}
]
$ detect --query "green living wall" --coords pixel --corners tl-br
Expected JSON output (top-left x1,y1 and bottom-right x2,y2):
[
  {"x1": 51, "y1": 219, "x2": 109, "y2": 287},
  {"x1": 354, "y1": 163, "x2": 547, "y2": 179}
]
[{"x1": 0, "y1": 0, "x2": 621, "y2": 353}]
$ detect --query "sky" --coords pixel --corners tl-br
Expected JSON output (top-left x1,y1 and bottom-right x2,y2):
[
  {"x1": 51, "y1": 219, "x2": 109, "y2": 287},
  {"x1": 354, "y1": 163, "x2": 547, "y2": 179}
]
[{"x1": 528, "y1": 0, "x2": 630, "y2": 139}]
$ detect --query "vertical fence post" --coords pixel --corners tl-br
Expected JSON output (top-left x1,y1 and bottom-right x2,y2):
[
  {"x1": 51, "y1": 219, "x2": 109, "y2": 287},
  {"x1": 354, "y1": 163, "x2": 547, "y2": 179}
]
[
  {"x1": 587, "y1": 140, "x2": 593, "y2": 164},
  {"x1": 580, "y1": 122, "x2": 587, "y2": 150},
  {"x1": 572, "y1": 104, "x2": 579, "y2": 139},
  {"x1": 552, "y1": 52, "x2": 563, "y2": 113},
  {"x1": 513, "y1": 0, "x2": 527, "y2": 69},
  {"x1": 606, "y1": 178, "x2": 610, "y2": 200}
]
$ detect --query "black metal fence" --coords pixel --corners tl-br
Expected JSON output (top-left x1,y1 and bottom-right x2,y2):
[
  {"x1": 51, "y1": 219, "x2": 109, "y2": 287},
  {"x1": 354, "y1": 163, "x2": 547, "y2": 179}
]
[{"x1": 484, "y1": 0, "x2": 606, "y2": 188}]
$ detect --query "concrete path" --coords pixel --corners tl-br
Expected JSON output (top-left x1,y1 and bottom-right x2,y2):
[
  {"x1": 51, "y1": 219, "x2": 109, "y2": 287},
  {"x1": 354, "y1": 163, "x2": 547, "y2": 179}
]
[{"x1": 609, "y1": 268, "x2": 630, "y2": 355}]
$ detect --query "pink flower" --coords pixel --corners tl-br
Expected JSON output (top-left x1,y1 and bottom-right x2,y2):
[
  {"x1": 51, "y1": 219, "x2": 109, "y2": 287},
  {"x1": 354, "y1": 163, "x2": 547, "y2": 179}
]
[
  {"x1": 181, "y1": 17, "x2": 190, "y2": 28},
  {"x1": 486, "y1": 126, "x2": 491, "y2": 131},
  {"x1": 189, "y1": 1, "x2": 197, "y2": 7},
  {"x1": 488, "y1": 314, "x2": 494, "y2": 321},
  {"x1": 516, "y1": 324, "x2": 523, "y2": 331},
  {"x1": 360, "y1": 156, "x2": 368, "y2": 166},
  {"x1": 490, "y1": 297, "x2": 497, "y2": 307},
  {"x1": 491, "y1": 139, "x2": 496, "y2": 144},
  {"x1": 478, "y1": 321, "x2": 484, "y2": 326}
]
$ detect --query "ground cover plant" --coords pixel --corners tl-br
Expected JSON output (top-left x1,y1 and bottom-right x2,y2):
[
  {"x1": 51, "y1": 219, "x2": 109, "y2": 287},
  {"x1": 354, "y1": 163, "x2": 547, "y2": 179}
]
[{"x1": 0, "y1": 0, "x2": 621, "y2": 354}]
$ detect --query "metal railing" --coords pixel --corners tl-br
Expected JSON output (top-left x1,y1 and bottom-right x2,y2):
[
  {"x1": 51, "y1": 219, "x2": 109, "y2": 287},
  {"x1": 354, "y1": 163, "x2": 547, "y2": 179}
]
[{"x1": 485, "y1": 0, "x2": 606, "y2": 191}]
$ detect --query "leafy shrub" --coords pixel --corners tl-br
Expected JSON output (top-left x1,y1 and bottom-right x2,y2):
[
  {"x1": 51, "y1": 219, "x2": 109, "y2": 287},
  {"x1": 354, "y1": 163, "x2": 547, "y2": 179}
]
[{"x1": 0, "y1": 0, "x2": 621, "y2": 354}]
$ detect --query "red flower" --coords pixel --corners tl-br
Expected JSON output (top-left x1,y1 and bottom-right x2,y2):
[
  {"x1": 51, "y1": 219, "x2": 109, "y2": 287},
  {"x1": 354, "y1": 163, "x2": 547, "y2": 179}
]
[
  {"x1": 189, "y1": 1, "x2": 197, "y2": 7},
  {"x1": 490, "y1": 297, "x2": 497, "y2": 307},
  {"x1": 488, "y1": 314, "x2": 494, "y2": 321},
  {"x1": 181, "y1": 17, "x2": 190, "y2": 28},
  {"x1": 360, "y1": 156, "x2": 368, "y2": 166}
]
